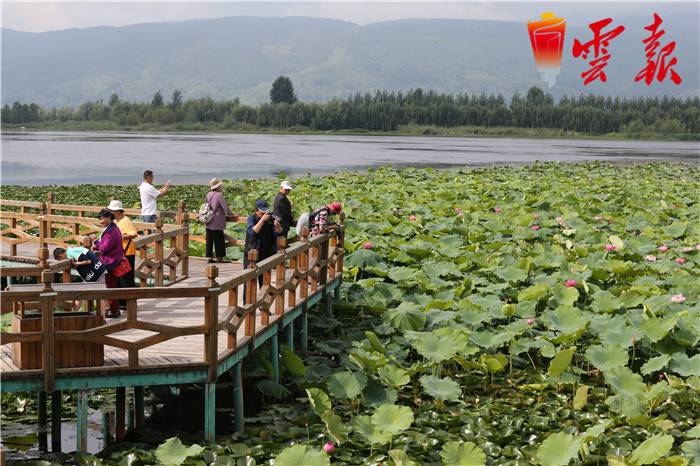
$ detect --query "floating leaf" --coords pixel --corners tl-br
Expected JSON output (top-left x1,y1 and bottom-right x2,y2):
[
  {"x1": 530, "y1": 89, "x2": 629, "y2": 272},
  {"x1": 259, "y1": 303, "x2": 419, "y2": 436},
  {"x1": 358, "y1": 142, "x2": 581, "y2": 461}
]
[
  {"x1": 371, "y1": 404, "x2": 414, "y2": 435},
  {"x1": 536, "y1": 432, "x2": 581, "y2": 466},
  {"x1": 327, "y1": 371, "x2": 365, "y2": 400},
  {"x1": 440, "y1": 441, "x2": 487, "y2": 466},
  {"x1": 629, "y1": 434, "x2": 674, "y2": 465},
  {"x1": 414, "y1": 331, "x2": 461, "y2": 363},
  {"x1": 420, "y1": 375, "x2": 462, "y2": 402},
  {"x1": 275, "y1": 444, "x2": 330, "y2": 466}
]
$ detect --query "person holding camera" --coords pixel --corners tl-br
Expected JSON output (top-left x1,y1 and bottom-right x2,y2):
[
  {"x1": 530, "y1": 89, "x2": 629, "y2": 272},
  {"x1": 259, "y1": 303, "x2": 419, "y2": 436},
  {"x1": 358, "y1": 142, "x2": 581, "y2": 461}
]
[{"x1": 243, "y1": 199, "x2": 282, "y2": 288}]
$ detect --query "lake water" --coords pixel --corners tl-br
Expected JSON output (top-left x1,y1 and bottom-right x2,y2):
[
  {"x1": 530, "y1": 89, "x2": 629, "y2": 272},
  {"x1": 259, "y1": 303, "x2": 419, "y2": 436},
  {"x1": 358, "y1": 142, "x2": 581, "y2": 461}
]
[{"x1": 1, "y1": 131, "x2": 698, "y2": 186}]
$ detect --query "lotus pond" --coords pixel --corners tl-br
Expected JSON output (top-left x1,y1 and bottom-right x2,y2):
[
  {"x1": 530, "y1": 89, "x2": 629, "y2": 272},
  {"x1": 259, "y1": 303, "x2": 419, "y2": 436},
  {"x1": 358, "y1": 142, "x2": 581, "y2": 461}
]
[{"x1": 1, "y1": 162, "x2": 699, "y2": 465}]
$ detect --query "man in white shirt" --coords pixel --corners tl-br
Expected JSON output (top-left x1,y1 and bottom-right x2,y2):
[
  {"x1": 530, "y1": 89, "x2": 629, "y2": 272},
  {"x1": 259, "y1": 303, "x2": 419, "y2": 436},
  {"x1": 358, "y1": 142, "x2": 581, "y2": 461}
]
[{"x1": 139, "y1": 170, "x2": 171, "y2": 222}]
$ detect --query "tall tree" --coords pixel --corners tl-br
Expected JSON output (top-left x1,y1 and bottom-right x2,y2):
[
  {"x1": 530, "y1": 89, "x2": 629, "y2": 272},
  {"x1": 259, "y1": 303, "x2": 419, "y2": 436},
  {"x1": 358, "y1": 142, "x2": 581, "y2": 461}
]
[
  {"x1": 151, "y1": 91, "x2": 164, "y2": 109},
  {"x1": 270, "y1": 76, "x2": 298, "y2": 104},
  {"x1": 170, "y1": 89, "x2": 183, "y2": 111}
]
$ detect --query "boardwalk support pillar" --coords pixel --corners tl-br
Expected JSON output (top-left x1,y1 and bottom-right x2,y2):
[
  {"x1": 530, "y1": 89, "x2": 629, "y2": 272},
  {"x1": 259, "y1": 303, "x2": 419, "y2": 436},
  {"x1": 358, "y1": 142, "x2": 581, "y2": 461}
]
[
  {"x1": 301, "y1": 304, "x2": 309, "y2": 358},
  {"x1": 134, "y1": 386, "x2": 145, "y2": 427},
  {"x1": 233, "y1": 362, "x2": 244, "y2": 433},
  {"x1": 51, "y1": 390, "x2": 61, "y2": 452},
  {"x1": 270, "y1": 334, "x2": 279, "y2": 384},
  {"x1": 116, "y1": 387, "x2": 126, "y2": 441},
  {"x1": 76, "y1": 389, "x2": 88, "y2": 453},
  {"x1": 38, "y1": 391, "x2": 48, "y2": 451},
  {"x1": 285, "y1": 322, "x2": 294, "y2": 353},
  {"x1": 204, "y1": 382, "x2": 216, "y2": 442}
]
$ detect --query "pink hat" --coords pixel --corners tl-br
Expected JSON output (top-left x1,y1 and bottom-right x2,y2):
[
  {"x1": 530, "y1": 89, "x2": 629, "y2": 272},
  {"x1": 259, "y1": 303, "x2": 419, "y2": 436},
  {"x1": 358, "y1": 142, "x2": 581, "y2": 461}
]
[{"x1": 329, "y1": 202, "x2": 342, "y2": 214}]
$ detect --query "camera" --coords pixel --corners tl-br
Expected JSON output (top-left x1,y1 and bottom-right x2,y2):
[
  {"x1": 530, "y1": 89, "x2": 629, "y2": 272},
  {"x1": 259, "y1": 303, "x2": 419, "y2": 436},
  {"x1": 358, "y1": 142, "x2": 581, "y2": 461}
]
[{"x1": 268, "y1": 214, "x2": 282, "y2": 224}]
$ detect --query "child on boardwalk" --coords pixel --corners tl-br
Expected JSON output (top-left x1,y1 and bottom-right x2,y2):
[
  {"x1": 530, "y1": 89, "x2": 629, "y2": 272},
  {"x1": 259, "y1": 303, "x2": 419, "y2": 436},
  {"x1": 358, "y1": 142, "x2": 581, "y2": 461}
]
[{"x1": 53, "y1": 246, "x2": 106, "y2": 311}]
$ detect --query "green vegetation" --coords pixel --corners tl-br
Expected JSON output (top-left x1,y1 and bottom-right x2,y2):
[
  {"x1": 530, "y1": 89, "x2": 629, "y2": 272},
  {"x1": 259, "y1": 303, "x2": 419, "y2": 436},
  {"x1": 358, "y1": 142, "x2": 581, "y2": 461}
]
[
  {"x1": 3, "y1": 87, "x2": 699, "y2": 141},
  {"x1": 2, "y1": 162, "x2": 698, "y2": 464}
]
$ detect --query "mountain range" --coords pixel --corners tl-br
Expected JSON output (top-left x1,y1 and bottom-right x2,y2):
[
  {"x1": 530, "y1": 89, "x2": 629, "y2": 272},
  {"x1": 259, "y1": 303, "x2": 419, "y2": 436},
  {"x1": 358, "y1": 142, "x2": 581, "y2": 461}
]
[{"x1": 2, "y1": 15, "x2": 698, "y2": 109}]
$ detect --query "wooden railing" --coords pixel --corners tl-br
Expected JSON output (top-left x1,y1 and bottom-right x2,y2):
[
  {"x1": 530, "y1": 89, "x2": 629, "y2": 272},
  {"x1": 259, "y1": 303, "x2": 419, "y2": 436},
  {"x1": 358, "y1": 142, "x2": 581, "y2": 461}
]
[
  {"x1": 1, "y1": 198, "x2": 189, "y2": 286},
  {"x1": 0, "y1": 228, "x2": 344, "y2": 392}
]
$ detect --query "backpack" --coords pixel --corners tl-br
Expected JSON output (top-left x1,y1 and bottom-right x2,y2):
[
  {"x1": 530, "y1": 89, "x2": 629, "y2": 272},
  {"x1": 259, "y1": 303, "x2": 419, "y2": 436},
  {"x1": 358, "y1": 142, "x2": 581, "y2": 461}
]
[
  {"x1": 296, "y1": 212, "x2": 311, "y2": 234},
  {"x1": 198, "y1": 201, "x2": 215, "y2": 224}
]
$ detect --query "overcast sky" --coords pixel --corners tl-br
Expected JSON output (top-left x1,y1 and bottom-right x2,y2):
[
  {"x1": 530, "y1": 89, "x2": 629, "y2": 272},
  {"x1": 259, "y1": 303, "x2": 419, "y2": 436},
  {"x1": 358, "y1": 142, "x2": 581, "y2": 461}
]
[{"x1": 2, "y1": 1, "x2": 698, "y2": 33}]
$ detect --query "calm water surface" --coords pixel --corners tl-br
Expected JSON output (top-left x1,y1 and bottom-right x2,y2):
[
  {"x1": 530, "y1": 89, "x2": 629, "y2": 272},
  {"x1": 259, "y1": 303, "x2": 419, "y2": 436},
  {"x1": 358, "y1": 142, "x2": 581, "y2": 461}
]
[{"x1": 1, "y1": 131, "x2": 698, "y2": 186}]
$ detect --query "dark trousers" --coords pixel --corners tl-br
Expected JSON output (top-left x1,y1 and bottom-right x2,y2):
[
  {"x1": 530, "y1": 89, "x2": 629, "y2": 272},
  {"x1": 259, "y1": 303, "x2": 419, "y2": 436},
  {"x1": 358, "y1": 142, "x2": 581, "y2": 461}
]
[
  {"x1": 243, "y1": 254, "x2": 265, "y2": 303},
  {"x1": 206, "y1": 229, "x2": 226, "y2": 259},
  {"x1": 105, "y1": 269, "x2": 119, "y2": 315},
  {"x1": 117, "y1": 254, "x2": 136, "y2": 307}
]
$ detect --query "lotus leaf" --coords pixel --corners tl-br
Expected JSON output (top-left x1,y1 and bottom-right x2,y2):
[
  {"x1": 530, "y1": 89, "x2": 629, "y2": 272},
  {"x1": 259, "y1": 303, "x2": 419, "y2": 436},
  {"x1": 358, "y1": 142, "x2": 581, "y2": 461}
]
[
  {"x1": 420, "y1": 375, "x2": 462, "y2": 402},
  {"x1": 536, "y1": 432, "x2": 582, "y2": 466},
  {"x1": 306, "y1": 388, "x2": 332, "y2": 418},
  {"x1": 548, "y1": 347, "x2": 576, "y2": 377},
  {"x1": 378, "y1": 364, "x2": 410, "y2": 387},
  {"x1": 274, "y1": 444, "x2": 330, "y2": 466},
  {"x1": 584, "y1": 344, "x2": 629, "y2": 372},
  {"x1": 346, "y1": 249, "x2": 384, "y2": 268},
  {"x1": 518, "y1": 284, "x2": 549, "y2": 302},
  {"x1": 371, "y1": 404, "x2": 414, "y2": 435},
  {"x1": 389, "y1": 449, "x2": 418, "y2": 466},
  {"x1": 440, "y1": 441, "x2": 487, "y2": 466},
  {"x1": 327, "y1": 371, "x2": 365, "y2": 400},
  {"x1": 281, "y1": 345, "x2": 306, "y2": 377},
  {"x1": 321, "y1": 410, "x2": 348, "y2": 445},
  {"x1": 669, "y1": 353, "x2": 700, "y2": 377},
  {"x1": 414, "y1": 331, "x2": 461, "y2": 364},
  {"x1": 383, "y1": 302, "x2": 426, "y2": 331},
  {"x1": 362, "y1": 381, "x2": 398, "y2": 408},
  {"x1": 629, "y1": 434, "x2": 675, "y2": 465},
  {"x1": 606, "y1": 366, "x2": 647, "y2": 399}
]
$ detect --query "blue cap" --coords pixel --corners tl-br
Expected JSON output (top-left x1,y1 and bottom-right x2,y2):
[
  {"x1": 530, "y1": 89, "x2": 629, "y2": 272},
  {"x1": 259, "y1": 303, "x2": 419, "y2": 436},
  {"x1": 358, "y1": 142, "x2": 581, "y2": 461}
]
[{"x1": 255, "y1": 199, "x2": 270, "y2": 213}]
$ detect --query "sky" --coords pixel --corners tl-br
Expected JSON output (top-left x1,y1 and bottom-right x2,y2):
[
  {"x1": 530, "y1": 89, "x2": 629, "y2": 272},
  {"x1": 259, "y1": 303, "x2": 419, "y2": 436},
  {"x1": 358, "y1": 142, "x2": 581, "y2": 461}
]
[{"x1": 2, "y1": 1, "x2": 698, "y2": 33}]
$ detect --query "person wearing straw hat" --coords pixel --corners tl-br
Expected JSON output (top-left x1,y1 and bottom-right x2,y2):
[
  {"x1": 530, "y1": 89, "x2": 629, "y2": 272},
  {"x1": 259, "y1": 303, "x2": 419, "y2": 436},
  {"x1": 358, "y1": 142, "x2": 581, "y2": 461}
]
[
  {"x1": 309, "y1": 202, "x2": 342, "y2": 238},
  {"x1": 273, "y1": 180, "x2": 296, "y2": 238},
  {"x1": 205, "y1": 178, "x2": 235, "y2": 263},
  {"x1": 108, "y1": 199, "x2": 138, "y2": 309}
]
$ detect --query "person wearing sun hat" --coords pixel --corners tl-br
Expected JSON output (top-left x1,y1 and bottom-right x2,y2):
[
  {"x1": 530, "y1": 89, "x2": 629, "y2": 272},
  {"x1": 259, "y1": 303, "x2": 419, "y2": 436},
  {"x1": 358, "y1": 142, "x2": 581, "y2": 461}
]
[
  {"x1": 108, "y1": 199, "x2": 138, "y2": 309},
  {"x1": 309, "y1": 201, "x2": 342, "y2": 238},
  {"x1": 205, "y1": 177, "x2": 235, "y2": 263},
  {"x1": 243, "y1": 199, "x2": 282, "y2": 295},
  {"x1": 273, "y1": 180, "x2": 296, "y2": 238}
]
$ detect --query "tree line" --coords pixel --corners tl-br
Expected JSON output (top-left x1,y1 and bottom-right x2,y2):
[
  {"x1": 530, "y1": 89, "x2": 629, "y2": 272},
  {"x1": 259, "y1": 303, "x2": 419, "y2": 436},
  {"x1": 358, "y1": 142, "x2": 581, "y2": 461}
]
[{"x1": 2, "y1": 86, "x2": 698, "y2": 136}]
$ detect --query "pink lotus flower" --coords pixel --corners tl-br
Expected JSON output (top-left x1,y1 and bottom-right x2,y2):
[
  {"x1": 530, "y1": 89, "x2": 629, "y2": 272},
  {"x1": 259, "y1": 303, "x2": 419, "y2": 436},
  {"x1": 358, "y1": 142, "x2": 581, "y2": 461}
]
[
  {"x1": 556, "y1": 217, "x2": 563, "y2": 224},
  {"x1": 646, "y1": 255, "x2": 657, "y2": 262},
  {"x1": 595, "y1": 216, "x2": 603, "y2": 221},
  {"x1": 392, "y1": 208, "x2": 398, "y2": 212},
  {"x1": 682, "y1": 247, "x2": 693, "y2": 252},
  {"x1": 458, "y1": 212, "x2": 464, "y2": 216},
  {"x1": 595, "y1": 228, "x2": 600, "y2": 232},
  {"x1": 530, "y1": 225, "x2": 539, "y2": 230},
  {"x1": 290, "y1": 202, "x2": 294, "y2": 206},
  {"x1": 696, "y1": 244, "x2": 700, "y2": 250},
  {"x1": 658, "y1": 246, "x2": 668, "y2": 252},
  {"x1": 527, "y1": 318, "x2": 534, "y2": 325},
  {"x1": 605, "y1": 244, "x2": 616, "y2": 251},
  {"x1": 672, "y1": 205, "x2": 678, "y2": 208},
  {"x1": 675, "y1": 258, "x2": 686, "y2": 265},
  {"x1": 324, "y1": 443, "x2": 335, "y2": 453},
  {"x1": 352, "y1": 206, "x2": 358, "y2": 211},
  {"x1": 409, "y1": 216, "x2": 417, "y2": 221},
  {"x1": 670, "y1": 294, "x2": 686, "y2": 303},
  {"x1": 455, "y1": 207, "x2": 460, "y2": 212},
  {"x1": 534, "y1": 214, "x2": 540, "y2": 219},
  {"x1": 565, "y1": 280, "x2": 577, "y2": 288},
  {"x1": 631, "y1": 337, "x2": 636, "y2": 344},
  {"x1": 363, "y1": 242, "x2": 373, "y2": 249},
  {"x1": 494, "y1": 208, "x2": 501, "y2": 212},
  {"x1": 608, "y1": 220, "x2": 613, "y2": 224},
  {"x1": 565, "y1": 226, "x2": 571, "y2": 230}
]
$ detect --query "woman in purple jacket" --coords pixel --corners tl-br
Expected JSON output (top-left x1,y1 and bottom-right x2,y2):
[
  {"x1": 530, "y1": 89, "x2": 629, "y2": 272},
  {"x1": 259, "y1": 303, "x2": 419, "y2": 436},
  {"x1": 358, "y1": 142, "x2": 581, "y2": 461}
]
[
  {"x1": 205, "y1": 178, "x2": 235, "y2": 263},
  {"x1": 90, "y1": 209, "x2": 124, "y2": 318}
]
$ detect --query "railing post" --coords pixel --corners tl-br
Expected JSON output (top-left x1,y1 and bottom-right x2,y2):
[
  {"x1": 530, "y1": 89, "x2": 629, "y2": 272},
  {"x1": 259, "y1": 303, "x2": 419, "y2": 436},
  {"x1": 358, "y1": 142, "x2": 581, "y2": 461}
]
[
  {"x1": 38, "y1": 247, "x2": 49, "y2": 273},
  {"x1": 38, "y1": 202, "x2": 47, "y2": 250},
  {"x1": 300, "y1": 228, "x2": 310, "y2": 358},
  {"x1": 319, "y1": 233, "x2": 329, "y2": 287},
  {"x1": 155, "y1": 218, "x2": 164, "y2": 286},
  {"x1": 47, "y1": 193, "x2": 55, "y2": 240},
  {"x1": 337, "y1": 212, "x2": 346, "y2": 274},
  {"x1": 275, "y1": 237, "x2": 286, "y2": 316},
  {"x1": 41, "y1": 270, "x2": 56, "y2": 393},
  {"x1": 181, "y1": 212, "x2": 190, "y2": 278},
  {"x1": 205, "y1": 266, "x2": 219, "y2": 382},
  {"x1": 245, "y1": 250, "x2": 258, "y2": 340}
]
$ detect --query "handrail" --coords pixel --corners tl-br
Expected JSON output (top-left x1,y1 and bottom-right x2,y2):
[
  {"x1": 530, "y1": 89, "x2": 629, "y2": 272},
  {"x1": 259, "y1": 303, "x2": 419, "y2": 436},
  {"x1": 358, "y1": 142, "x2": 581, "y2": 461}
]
[{"x1": 0, "y1": 224, "x2": 345, "y2": 392}]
